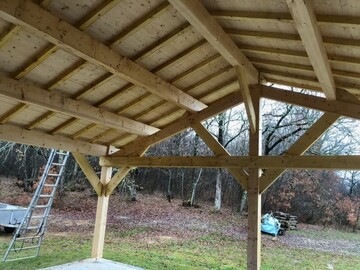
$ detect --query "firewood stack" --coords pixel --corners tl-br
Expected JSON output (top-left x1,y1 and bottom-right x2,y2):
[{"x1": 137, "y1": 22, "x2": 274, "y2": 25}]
[{"x1": 273, "y1": 211, "x2": 298, "y2": 230}]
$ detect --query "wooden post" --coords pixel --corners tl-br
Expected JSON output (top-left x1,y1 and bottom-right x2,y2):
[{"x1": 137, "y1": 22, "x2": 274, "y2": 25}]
[
  {"x1": 247, "y1": 87, "x2": 262, "y2": 270},
  {"x1": 91, "y1": 166, "x2": 112, "y2": 259}
]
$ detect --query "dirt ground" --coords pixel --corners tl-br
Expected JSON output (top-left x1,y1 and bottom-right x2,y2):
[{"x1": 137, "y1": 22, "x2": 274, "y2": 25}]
[{"x1": 1, "y1": 176, "x2": 359, "y2": 256}]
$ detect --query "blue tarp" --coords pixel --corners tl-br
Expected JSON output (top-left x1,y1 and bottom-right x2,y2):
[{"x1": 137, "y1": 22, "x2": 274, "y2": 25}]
[{"x1": 261, "y1": 213, "x2": 281, "y2": 236}]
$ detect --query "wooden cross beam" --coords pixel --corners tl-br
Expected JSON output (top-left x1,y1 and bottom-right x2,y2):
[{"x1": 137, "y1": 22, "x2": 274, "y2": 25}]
[
  {"x1": 100, "y1": 155, "x2": 360, "y2": 170},
  {"x1": 0, "y1": 123, "x2": 108, "y2": 156}
]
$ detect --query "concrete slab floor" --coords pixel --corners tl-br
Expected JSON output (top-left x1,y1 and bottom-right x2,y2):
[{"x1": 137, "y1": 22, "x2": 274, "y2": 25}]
[{"x1": 39, "y1": 258, "x2": 145, "y2": 270}]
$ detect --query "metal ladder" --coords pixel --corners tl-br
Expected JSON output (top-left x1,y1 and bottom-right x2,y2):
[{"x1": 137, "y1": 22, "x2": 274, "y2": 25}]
[{"x1": 2, "y1": 149, "x2": 70, "y2": 262}]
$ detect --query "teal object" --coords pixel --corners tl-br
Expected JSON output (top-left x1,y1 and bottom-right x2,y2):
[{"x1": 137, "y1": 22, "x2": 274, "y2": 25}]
[{"x1": 261, "y1": 213, "x2": 281, "y2": 236}]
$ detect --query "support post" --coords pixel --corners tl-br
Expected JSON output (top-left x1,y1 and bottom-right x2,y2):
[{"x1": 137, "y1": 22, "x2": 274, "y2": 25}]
[
  {"x1": 247, "y1": 87, "x2": 262, "y2": 270},
  {"x1": 91, "y1": 166, "x2": 112, "y2": 259}
]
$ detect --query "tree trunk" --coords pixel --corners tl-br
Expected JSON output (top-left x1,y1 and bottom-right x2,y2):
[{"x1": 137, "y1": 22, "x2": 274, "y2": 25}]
[
  {"x1": 239, "y1": 190, "x2": 248, "y2": 214},
  {"x1": 190, "y1": 168, "x2": 203, "y2": 206},
  {"x1": 213, "y1": 112, "x2": 226, "y2": 211},
  {"x1": 214, "y1": 169, "x2": 222, "y2": 212},
  {"x1": 181, "y1": 169, "x2": 185, "y2": 202}
]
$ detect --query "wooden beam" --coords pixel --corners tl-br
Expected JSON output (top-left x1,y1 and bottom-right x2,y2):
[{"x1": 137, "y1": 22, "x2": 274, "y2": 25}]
[
  {"x1": 0, "y1": 103, "x2": 27, "y2": 124},
  {"x1": 235, "y1": 66, "x2": 256, "y2": 134},
  {"x1": 260, "y1": 85, "x2": 360, "y2": 120},
  {"x1": 227, "y1": 29, "x2": 301, "y2": 41},
  {"x1": 240, "y1": 45, "x2": 360, "y2": 67},
  {"x1": 105, "y1": 167, "x2": 132, "y2": 196},
  {"x1": 0, "y1": 25, "x2": 21, "y2": 49},
  {"x1": 72, "y1": 152, "x2": 102, "y2": 196},
  {"x1": 91, "y1": 166, "x2": 111, "y2": 259},
  {"x1": 168, "y1": 0, "x2": 259, "y2": 84},
  {"x1": 251, "y1": 58, "x2": 360, "y2": 81},
  {"x1": 0, "y1": 75, "x2": 159, "y2": 136},
  {"x1": 0, "y1": 123, "x2": 107, "y2": 156},
  {"x1": 259, "y1": 112, "x2": 339, "y2": 193},
  {"x1": 227, "y1": 28, "x2": 360, "y2": 48},
  {"x1": 108, "y1": 1, "x2": 170, "y2": 46},
  {"x1": 209, "y1": 10, "x2": 360, "y2": 26},
  {"x1": 99, "y1": 155, "x2": 360, "y2": 170},
  {"x1": 286, "y1": 0, "x2": 336, "y2": 100},
  {"x1": 0, "y1": 0, "x2": 206, "y2": 112},
  {"x1": 191, "y1": 122, "x2": 248, "y2": 189},
  {"x1": 247, "y1": 83, "x2": 262, "y2": 270},
  {"x1": 112, "y1": 91, "x2": 244, "y2": 157}
]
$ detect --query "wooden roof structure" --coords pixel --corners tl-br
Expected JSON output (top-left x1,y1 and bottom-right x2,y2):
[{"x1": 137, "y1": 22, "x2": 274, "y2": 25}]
[{"x1": 0, "y1": 0, "x2": 360, "y2": 269}]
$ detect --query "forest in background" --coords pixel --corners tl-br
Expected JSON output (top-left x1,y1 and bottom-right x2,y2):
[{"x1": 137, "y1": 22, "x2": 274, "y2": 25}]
[{"x1": 1, "y1": 89, "x2": 360, "y2": 230}]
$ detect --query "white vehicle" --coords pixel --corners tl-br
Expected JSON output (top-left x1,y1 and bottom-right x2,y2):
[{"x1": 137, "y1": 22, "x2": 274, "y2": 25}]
[{"x1": 0, "y1": 203, "x2": 27, "y2": 233}]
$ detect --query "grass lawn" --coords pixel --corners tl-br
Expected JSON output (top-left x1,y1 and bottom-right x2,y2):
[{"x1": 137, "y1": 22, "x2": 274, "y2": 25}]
[{"x1": 1, "y1": 229, "x2": 360, "y2": 270}]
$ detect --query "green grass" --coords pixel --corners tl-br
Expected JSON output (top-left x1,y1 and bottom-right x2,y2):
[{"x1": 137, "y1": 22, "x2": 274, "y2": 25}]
[
  {"x1": 0, "y1": 234, "x2": 92, "y2": 270},
  {"x1": 290, "y1": 227, "x2": 360, "y2": 241},
  {"x1": 0, "y1": 230, "x2": 360, "y2": 270}
]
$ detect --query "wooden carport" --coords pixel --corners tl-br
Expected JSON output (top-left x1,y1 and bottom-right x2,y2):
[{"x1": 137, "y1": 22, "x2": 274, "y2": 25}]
[{"x1": 0, "y1": 0, "x2": 359, "y2": 269}]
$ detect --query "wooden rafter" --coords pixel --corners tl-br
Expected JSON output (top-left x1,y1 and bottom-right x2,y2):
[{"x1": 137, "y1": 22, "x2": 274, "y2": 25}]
[
  {"x1": 168, "y1": 0, "x2": 259, "y2": 84},
  {"x1": 191, "y1": 122, "x2": 248, "y2": 189},
  {"x1": 209, "y1": 10, "x2": 360, "y2": 26},
  {"x1": 250, "y1": 58, "x2": 360, "y2": 81},
  {"x1": 226, "y1": 28, "x2": 360, "y2": 48},
  {"x1": 0, "y1": 0, "x2": 207, "y2": 113},
  {"x1": 286, "y1": 0, "x2": 336, "y2": 100},
  {"x1": 0, "y1": 76, "x2": 159, "y2": 136},
  {"x1": 260, "y1": 85, "x2": 360, "y2": 120},
  {"x1": 261, "y1": 70, "x2": 360, "y2": 93},
  {"x1": 112, "y1": 90, "x2": 244, "y2": 157},
  {"x1": 0, "y1": 123, "x2": 107, "y2": 156},
  {"x1": 0, "y1": 24, "x2": 20, "y2": 48},
  {"x1": 100, "y1": 155, "x2": 360, "y2": 170},
  {"x1": 107, "y1": 1, "x2": 170, "y2": 45},
  {"x1": 235, "y1": 65, "x2": 256, "y2": 134},
  {"x1": 72, "y1": 152, "x2": 102, "y2": 196},
  {"x1": 240, "y1": 45, "x2": 360, "y2": 66}
]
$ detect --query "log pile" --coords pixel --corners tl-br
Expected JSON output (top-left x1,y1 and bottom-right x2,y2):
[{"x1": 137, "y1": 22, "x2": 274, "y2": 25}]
[{"x1": 273, "y1": 211, "x2": 298, "y2": 230}]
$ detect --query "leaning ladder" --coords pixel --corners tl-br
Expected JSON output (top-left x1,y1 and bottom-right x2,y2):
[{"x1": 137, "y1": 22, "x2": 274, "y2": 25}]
[{"x1": 2, "y1": 149, "x2": 70, "y2": 262}]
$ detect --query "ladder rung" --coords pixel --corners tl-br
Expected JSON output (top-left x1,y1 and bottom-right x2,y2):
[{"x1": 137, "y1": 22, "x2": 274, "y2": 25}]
[
  {"x1": 26, "y1": 226, "x2": 40, "y2": 230},
  {"x1": 56, "y1": 152, "x2": 69, "y2": 156},
  {"x1": 35, "y1": 204, "x2": 50, "y2": 209},
  {"x1": 5, "y1": 255, "x2": 38, "y2": 262},
  {"x1": 31, "y1": 215, "x2": 45, "y2": 219},
  {"x1": 39, "y1": 194, "x2": 52, "y2": 198},
  {"x1": 52, "y1": 162, "x2": 65, "y2": 166},
  {"x1": 48, "y1": 173, "x2": 60, "y2": 177},
  {"x1": 16, "y1": 235, "x2": 41, "y2": 241},
  {"x1": 44, "y1": 184, "x2": 56, "y2": 187},
  {"x1": 12, "y1": 245, "x2": 39, "y2": 251}
]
